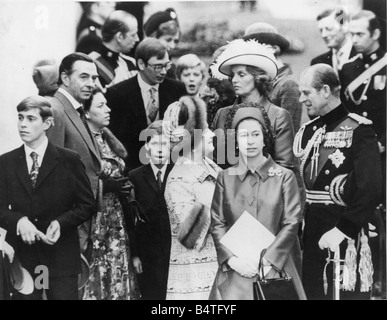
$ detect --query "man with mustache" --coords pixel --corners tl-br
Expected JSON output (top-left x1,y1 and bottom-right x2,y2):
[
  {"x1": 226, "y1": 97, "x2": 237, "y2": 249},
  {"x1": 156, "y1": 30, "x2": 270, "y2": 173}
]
[{"x1": 47, "y1": 53, "x2": 101, "y2": 262}]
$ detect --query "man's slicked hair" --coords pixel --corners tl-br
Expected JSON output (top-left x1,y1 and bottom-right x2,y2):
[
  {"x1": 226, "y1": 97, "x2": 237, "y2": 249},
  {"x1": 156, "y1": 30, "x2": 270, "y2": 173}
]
[{"x1": 58, "y1": 52, "x2": 95, "y2": 85}]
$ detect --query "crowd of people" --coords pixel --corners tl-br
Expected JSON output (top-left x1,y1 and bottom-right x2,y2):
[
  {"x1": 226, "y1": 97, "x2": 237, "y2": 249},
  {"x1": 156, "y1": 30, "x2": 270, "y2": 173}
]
[{"x1": 0, "y1": 2, "x2": 385, "y2": 301}]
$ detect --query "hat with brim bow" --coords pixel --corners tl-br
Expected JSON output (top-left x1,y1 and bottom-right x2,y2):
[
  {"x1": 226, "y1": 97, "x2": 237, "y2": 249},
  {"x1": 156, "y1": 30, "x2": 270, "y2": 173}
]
[{"x1": 216, "y1": 39, "x2": 278, "y2": 80}]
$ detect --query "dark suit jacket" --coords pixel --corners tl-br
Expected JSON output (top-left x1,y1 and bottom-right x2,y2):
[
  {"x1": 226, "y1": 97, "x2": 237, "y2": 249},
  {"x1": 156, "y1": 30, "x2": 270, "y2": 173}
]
[
  {"x1": 310, "y1": 46, "x2": 358, "y2": 68},
  {"x1": 0, "y1": 142, "x2": 96, "y2": 278},
  {"x1": 128, "y1": 163, "x2": 174, "y2": 300},
  {"x1": 105, "y1": 75, "x2": 186, "y2": 170},
  {"x1": 47, "y1": 90, "x2": 101, "y2": 197}
]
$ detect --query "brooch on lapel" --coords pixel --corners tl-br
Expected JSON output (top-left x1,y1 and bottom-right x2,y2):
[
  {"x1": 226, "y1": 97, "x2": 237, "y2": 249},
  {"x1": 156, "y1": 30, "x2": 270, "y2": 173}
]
[
  {"x1": 328, "y1": 149, "x2": 346, "y2": 168},
  {"x1": 268, "y1": 167, "x2": 282, "y2": 177}
]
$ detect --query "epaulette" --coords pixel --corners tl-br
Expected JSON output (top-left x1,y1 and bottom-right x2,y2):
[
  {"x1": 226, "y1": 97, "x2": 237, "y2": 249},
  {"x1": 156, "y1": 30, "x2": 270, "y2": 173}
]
[{"x1": 348, "y1": 113, "x2": 373, "y2": 125}]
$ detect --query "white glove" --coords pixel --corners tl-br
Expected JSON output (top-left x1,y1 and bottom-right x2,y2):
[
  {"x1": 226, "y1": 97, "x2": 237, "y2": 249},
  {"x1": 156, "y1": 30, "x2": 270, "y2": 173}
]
[{"x1": 228, "y1": 256, "x2": 258, "y2": 278}]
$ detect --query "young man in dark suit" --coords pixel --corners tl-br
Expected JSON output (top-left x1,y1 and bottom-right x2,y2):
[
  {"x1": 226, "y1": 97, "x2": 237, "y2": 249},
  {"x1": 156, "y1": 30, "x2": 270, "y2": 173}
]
[
  {"x1": 129, "y1": 121, "x2": 173, "y2": 300},
  {"x1": 105, "y1": 37, "x2": 186, "y2": 171},
  {"x1": 0, "y1": 96, "x2": 97, "y2": 300}
]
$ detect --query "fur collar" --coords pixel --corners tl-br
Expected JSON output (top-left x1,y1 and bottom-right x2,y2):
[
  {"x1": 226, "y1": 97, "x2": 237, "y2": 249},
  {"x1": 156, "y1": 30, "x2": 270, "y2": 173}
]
[{"x1": 102, "y1": 128, "x2": 128, "y2": 159}]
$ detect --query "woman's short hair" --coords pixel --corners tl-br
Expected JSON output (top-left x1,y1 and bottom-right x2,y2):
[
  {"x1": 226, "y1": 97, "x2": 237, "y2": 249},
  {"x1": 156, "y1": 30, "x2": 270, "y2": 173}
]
[
  {"x1": 83, "y1": 87, "x2": 103, "y2": 111},
  {"x1": 17, "y1": 95, "x2": 53, "y2": 120},
  {"x1": 176, "y1": 54, "x2": 206, "y2": 80},
  {"x1": 245, "y1": 65, "x2": 273, "y2": 99},
  {"x1": 134, "y1": 38, "x2": 168, "y2": 65}
]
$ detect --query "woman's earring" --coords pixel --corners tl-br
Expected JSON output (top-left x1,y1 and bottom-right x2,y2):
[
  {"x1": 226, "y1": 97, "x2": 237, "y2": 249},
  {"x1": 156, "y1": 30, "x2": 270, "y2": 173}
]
[{"x1": 85, "y1": 113, "x2": 91, "y2": 120}]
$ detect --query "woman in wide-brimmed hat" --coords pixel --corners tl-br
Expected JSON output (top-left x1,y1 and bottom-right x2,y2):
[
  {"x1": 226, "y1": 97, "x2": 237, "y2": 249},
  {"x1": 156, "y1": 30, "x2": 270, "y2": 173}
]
[
  {"x1": 210, "y1": 39, "x2": 296, "y2": 172},
  {"x1": 209, "y1": 106, "x2": 306, "y2": 300}
]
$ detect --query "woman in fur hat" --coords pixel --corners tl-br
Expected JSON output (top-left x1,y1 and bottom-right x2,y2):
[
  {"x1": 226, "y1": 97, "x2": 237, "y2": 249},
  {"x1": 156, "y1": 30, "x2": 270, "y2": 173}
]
[
  {"x1": 82, "y1": 88, "x2": 140, "y2": 300},
  {"x1": 210, "y1": 39, "x2": 296, "y2": 172},
  {"x1": 209, "y1": 106, "x2": 306, "y2": 300},
  {"x1": 163, "y1": 96, "x2": 221, "y2": 300}
]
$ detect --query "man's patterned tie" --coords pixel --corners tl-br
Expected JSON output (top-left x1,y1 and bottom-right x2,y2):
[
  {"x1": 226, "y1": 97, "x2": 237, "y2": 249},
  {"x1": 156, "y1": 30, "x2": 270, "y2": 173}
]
[
  {"x1": 30, "y1": 151, "x2": 39, "y2": 189},
  {"x1": 147, "y1": 87, "x2": 158, "y2": 123}
]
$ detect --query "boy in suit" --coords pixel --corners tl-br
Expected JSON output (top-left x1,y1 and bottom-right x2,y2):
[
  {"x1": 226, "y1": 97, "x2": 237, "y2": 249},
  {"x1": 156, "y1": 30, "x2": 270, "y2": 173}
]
[
  {"x1": 0, "y1": 96, "x2": 96, "y2": 300},
  {"x1": 129, "y1": 120, "x2": 173, "y2": 300}
]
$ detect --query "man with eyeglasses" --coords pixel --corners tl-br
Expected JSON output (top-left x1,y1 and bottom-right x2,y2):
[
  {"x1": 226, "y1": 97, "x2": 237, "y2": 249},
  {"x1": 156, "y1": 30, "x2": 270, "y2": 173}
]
[
  {"x1": 89, "y1": 10, "x2": 140, "y2": 91},
  {"x1": 105, "y1": 38, "x2": 186, "y2": 170}
]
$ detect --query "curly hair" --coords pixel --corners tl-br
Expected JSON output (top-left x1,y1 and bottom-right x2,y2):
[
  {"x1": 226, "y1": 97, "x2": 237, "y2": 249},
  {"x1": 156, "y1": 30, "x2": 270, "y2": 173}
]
[{"x1": 245, "y1": 65, "x2": 273, "y2": 99}]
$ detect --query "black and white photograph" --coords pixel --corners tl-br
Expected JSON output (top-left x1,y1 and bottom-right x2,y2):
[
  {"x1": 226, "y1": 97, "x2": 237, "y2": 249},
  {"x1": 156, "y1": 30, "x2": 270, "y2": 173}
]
[{"x1": 0, "y1": 0, "x2": 385, "y2": 306}]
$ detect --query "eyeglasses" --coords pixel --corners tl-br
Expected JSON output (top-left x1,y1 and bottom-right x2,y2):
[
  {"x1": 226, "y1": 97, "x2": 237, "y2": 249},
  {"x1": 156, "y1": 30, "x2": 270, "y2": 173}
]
[{"x1": 147, "y1": 62, "x2": 172, "y2": 73}]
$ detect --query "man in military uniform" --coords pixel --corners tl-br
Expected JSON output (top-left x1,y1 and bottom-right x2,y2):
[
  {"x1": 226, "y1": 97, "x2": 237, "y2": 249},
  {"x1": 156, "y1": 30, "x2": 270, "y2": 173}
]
[
  {"x1": 340, "y1": 10, "x2": 386, "y2": 203},
  {"x1": 76, "y1": 2, "x2": 116, "y2": 54},
  {"x1": 295, "y1": 64, "x2": 382, "y2": 300},
  {"x1": 89, "y1": 10, "x2": 139, "y2": 91}
]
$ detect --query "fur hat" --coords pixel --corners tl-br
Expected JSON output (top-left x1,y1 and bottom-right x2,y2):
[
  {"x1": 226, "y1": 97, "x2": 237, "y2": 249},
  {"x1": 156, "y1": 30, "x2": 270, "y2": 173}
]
[
  {"x1": 212, "y1": 39, "x2": 278, "y2": 80},
  {"x1": 163, "y1": 96, "x2": 208, "y2": 146},
  {"x1": 243, "y1": 22, "x2": 290, "y2": 53}
]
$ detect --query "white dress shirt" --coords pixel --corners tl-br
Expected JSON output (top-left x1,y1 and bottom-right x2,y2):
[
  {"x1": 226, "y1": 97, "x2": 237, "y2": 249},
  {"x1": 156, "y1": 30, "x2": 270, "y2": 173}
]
[
  {"x1": 58, "y1": 87, "x2": 83, "y2": 112},
  {"x1": 332, "y1": 38, "x2": 353, "y2": 72},
  {"x1": 150, "y1": 162, "x2": 167, "y2": 183},
  {"x1": 137, "y1": 74, "x2": 160, "y2": 123}
]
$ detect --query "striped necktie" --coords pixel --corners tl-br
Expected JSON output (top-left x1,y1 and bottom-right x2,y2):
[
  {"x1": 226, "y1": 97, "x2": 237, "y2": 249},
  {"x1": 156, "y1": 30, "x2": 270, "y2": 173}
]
[{"x1": 147, "y1": 87, "x2": 158, "y2": 122}]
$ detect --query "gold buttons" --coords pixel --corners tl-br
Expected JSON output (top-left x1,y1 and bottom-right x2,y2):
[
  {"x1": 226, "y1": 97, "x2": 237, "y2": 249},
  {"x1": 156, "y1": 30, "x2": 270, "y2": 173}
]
[{"x1": 325, "y1": 170, "x2": 330, "y2": 175}]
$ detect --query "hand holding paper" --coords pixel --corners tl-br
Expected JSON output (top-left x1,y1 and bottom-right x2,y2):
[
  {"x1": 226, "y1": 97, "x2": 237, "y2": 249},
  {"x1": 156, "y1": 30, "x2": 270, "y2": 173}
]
[{"x1": 220, "y1": 211, "x2": 275, "y2": 268}]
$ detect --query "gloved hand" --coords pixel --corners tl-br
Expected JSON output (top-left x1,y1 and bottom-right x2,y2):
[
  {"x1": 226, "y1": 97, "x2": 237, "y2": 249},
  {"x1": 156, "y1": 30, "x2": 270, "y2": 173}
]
[
  {"x1": 228, "y1": 256, "x2": 258, "y2": 278},
  {"x1": 103, "y1": 176, "x2": 132, "y2": 196}
]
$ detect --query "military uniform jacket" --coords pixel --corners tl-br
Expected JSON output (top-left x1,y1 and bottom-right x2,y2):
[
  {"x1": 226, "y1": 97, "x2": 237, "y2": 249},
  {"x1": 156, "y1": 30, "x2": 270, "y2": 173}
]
[
  {"x1": 89, "y1": 44, "x2": 138, "y2": 89},
  {"x1": 339, "y1": 47, "x2": 387, "y2": 147},
  {"x1": 294, "y1": 104, "x2": 382, "y2": 238}
]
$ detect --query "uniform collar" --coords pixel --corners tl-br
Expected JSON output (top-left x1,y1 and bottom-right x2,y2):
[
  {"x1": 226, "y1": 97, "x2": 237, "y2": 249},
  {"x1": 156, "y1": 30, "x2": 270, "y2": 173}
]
[
  {"x1": 362, "y1": 47, "x2": 386, "y2": 64},
  {"x1": 99, "y1": 44, "x2": 120, "y2": 67},
  {"x1": 320, "y1": 104, "x2": 348, "y2": 126}
]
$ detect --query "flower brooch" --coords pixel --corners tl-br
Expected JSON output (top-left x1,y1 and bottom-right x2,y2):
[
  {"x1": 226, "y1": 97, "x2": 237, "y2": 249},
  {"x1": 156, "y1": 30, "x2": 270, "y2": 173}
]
[{"x1": 268, "y1": 166, "x2": 283, "y2": 177}]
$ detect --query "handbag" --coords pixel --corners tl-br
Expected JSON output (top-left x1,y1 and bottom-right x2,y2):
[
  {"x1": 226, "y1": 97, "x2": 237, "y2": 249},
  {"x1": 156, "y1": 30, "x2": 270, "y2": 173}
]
[{"x1": 253, "y1": 249, "x2": 299, "y2": 300}]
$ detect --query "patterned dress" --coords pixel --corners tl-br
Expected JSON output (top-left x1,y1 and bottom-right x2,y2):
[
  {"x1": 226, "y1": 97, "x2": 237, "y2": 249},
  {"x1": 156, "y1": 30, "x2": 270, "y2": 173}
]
[
  {"x1": 164, "y1": 156, "x2": 221, "y2": 300},
  {"x1": 83, "y1": 132, "x2": 140, "y2": 300}
]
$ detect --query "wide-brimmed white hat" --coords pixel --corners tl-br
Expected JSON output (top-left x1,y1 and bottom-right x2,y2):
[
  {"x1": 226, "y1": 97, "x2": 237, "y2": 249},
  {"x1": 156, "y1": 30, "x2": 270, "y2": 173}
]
[{"x1": 214, "y1": 39, "x2": 278, "y2": 80}]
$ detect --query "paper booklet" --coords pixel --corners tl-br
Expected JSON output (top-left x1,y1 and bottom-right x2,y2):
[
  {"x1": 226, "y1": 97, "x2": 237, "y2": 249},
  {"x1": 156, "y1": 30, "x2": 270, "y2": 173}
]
[
  {"x1": 0, "y1": 227, "x2": 6, "y2": 251},
  {"x1": 220, "y1": 210, "x2": 275, "y2": 267}
]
